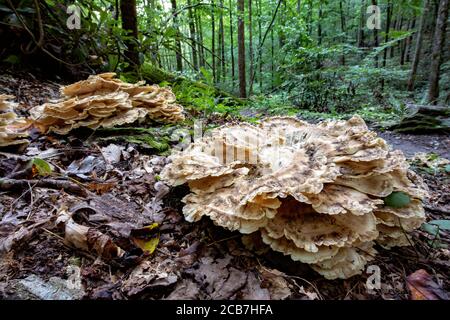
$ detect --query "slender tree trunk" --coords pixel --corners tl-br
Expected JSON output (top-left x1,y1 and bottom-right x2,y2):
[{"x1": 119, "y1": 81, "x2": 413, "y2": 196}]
[
  {"x1": 211, "y1": 0, "x2": 216, "y2": 82},
  {"x1": 318, "y1": 2, "x2": 323, "y2": 45},
  {"x1": 371, "y1": 0, "x2": 379, "y2": 67},
  {"x1": 307, "y1": 0, "x2": 313, "y2": 36},
  {"x1": 271, "y1": 11, "x2": 275, "y2": 90},
  {"x1": 229, "y1": 0, "x2": 236, "y2": 89},
  {"x1": 237, "y1": 0, "x2": 247, "y2": 98},
  {"x1": 427, "y1": 0, "x2": 449, "y2": 104},
  {"x1": 339, "y1": 0, "x2": 346, "y2": 65},
  {"x1": 381, "y1": 0, "x2": 392, "y2": 89},
  {"x1": 407, "y1": 0, "x2": 430, "y2": 91},
  {"x1": 278, "y1": 0, "x2": 286, "y2": 48},
  {"x1": 258, "y1": 0, "x2": 262, "y2": 92},
  {"x1": 358, "y1": 0, "x2": 366, "y2": 47},
  {"x1": 249, "y1": 0, "x2": 254, "y2": 95},
  {"x1": 219, "y1": 0, "x2": 226, "y2": 80},
  {"x1": 195, "y1": 2, "x2": 206, "y2": 67},
  {"x1": 170, "y1": 0, "x2": 183, "y2": 72},
  {"x1": 297, "y1": 0, "x2": 301, "y2": 13},
  {"x1": 404, "y1": 18, "x2": 416, "y2": 63},
  {"x1": 187, "y1": 0, "x2": 199, "y2": 71},
  {"x1": 120, "y1": 0, "x2": 140, "y2": 69}
]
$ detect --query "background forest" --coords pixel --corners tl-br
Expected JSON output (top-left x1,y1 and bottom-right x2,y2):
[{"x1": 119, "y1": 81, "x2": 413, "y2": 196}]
[{"x1": 0, "y1": 0, "x2": 449, "y2": 122}]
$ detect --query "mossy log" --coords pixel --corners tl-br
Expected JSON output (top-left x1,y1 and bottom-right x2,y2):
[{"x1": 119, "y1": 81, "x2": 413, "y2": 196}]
[{"x1": 389, "y1": 105, "x2": 450, "y2": 133}]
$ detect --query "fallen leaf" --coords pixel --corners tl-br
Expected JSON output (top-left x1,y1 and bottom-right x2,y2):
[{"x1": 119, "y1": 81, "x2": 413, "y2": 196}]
[
  {"x1": 406, "y1": 269, "x2": 449, "y2": 300},
  {"x1": 130, "y1": 223, "x2": 160, "y2": 255}
]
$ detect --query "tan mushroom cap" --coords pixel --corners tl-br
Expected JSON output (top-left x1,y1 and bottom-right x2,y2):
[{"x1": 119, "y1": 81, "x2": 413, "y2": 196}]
[
  {"x1": 30, "y1": 73, "x2": 185, "y2": 134},
  {"x1": 161, "y1": 116, "x2": 428, "y2": 279},
  {"x1": 0, "y1": 95, "x2": 29, "y2": 147}
]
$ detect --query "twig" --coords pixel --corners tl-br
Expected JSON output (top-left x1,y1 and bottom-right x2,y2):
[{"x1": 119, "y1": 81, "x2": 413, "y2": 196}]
[{"x1": 0, "y1": 178, "x2": 87, "y2": 196}]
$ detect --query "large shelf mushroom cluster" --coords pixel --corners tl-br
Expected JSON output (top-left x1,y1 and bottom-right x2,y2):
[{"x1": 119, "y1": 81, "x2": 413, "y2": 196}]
[
  {"x1": 0, "y1": 94, "x2": 29, "y2": 147},
  {"x1": 161, "y1": 116, "x2": 428, "y2": 279},
  {"x1": 30, "y1": 73, "x2": 184, "y2": 134}
]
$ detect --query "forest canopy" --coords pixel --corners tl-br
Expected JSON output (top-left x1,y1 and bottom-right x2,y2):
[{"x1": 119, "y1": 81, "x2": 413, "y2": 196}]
[{"x1": 1, "y1": 0, "x2": 449, "y2": 116}]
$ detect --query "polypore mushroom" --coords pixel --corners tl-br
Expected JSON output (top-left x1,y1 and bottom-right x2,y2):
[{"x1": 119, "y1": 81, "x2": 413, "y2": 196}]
[
  {"x1": 30, "y1": 73, "x2": 184, "y2": 134},
  {"x1": 0, "y1": 95, "x2": 29, "y2": 147},
  {"x1": 161, "y1": 116, "x2": 428, "y2": 279}
]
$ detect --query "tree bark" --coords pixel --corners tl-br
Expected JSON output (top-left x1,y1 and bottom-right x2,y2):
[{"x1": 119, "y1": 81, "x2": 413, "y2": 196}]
[
  {"x1": 187, "y1": 0, "x2": 199, "y2": 71},
  {"x1": 170, "y1": 0, "x2": 183, "y2": 72},
  {"x1": 358, "y1": 0, "x2": 365, "y2": 47},
  {"x1": 120, "y1": 0, "x2": 140, "y2": 69},
  {"x1": 318, "y1": 2, "x2": 323, "y2": 45},
  {"x1": 427, "y1": 0, "x2": 449, "y2": 104},
  {"x1": 258, "y1": 0, "x2": 262, "y2": 92},
  {"x1": 381, "y1": 0, "x2": 392, "y2": 89},
  {"x1": 371, "y1": 0, "x2": 379, "y2": 68},
  {"x1": 407, "y1": 0, "x2": 430, "y2": 91},
  {"x1": 195, "y1": 1, "x2": 206, "y2": 68},
  {"x1": 339, "y1": 0, "x2": 346, "y2": 65},
  {"x1": 219, "y1": 0, "x2": 226, "y2": 80},
  {"x1": 249, "y1": 0, "x2": 254, "y2": 95},
  {"x1": 237, "y1": 0, "x2": 247, "y2": 98},
  {"x1": 211, "y1": 0, "x2": 216, "y2": 82},
  {"x1": 229, "y1": 0, "x2": 236, "y2": 89}
]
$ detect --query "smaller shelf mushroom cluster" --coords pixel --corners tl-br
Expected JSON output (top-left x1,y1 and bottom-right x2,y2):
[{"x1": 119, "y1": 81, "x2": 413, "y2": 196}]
[
  {"x1": 0, "y1": 94, "x2": 29, "y2": 147},
  {"x1": 30, "y1": 73, "x2": 184, "y2": 134},
  {"x1": 161, "y1": 116, "x2": 428, "y2": 279}
]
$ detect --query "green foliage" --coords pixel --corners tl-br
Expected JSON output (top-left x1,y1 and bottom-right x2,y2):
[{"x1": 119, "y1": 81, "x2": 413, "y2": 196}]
[
  {"x1": 383, "y1": 192, "x2": 411, "y2": 209},
  {"x1": 32, "y1": 158, "x2": 52, "y2": 176}
]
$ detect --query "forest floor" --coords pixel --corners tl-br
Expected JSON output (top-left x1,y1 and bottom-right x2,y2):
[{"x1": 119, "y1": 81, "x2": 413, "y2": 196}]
[{"x1": 0, "y1": 73, "x2": 449, "y2": 300}]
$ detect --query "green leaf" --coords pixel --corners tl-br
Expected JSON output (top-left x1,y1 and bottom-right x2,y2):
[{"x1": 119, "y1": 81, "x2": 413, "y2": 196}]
[
  {"x1": 32, "y1": 158, "x2": 52, "y2": 176},
  {"x1": 445, "y1": 164, "x2": 450, "y2": 173},
  {"x1": 421, "y1": 223, "x2": 439, "y2": 236},
  {"x1": 3, "y1": 55, "x2": 20, "y2": 65},
  {"x1": 428, "y1": 220, "x2": 450, "y2": 231},
  {"x1": 383, "y1": 191, "x2": 411, "y2": 208},
  {"x1": 130, "y1": 223, "x2": 160, "y2": 255}
]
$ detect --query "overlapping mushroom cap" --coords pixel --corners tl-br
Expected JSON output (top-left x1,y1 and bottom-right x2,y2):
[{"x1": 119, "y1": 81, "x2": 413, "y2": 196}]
[
  {"x1": 161, "y1": 116, "x2": 429, "y2": 279},
  {"x1": 0, "y1": 94, "x2": 29, "y2": 147},
  {"x1": 30, "y1": 73, "x2": 184, "y2": 134}
]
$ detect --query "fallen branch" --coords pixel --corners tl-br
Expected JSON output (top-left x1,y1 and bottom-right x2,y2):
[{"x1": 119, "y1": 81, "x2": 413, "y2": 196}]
[{"x1": 0, "y1": 178, "x2": 86, "y2": 196}]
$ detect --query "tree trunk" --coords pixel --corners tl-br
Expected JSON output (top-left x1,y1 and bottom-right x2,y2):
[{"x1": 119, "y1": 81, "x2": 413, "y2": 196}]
[
  {"x1": 187, "y1": 0, "x2": 199, "y2": 71},
  {"x1": 249, "y1": 0, "x2": 254, "y2": 95},
  {"x1": 339, "y1": 0, "x2": 346, "y2": 65},
  {"x1": 427, "y1": 0, "x2": 449, "y2": 104},
  {"x1": 407, "y1": 0, "x2": 430, "y2": 91},
  {"x1": 358, "y1": 0, "x2": 365, "y2": 47},
  {"x1": 258, "y1": 0, "x2": 262, "y2": 92},
  {"x1": 307, "y1": 0, "x2": 313, "y2": 36},
  {"x1": 229, "y1": 0, "x2": 236, "y2": 89},
  {"x1": 278, "y1": 0, "x2": 286, "y2": 48},
  {"x1": 371, "y1": 0, "x2": 379, "y2": 68},
  {"x1": 237, "y1": 0, "x2": 247, "y2": 98},
  {"x1": 381, "y1": 0, "x2": 392, "y2": 89},
  {"x1": 318, "y1": 2, "x2": 323, "y2": 45},
  {"x1": 120, "y1": 0, "x2": 140, "y2": 69},
  {"x1": 195, "y1": 1, "x2": 206, "y2": 68},
  {"x1": 404, "y1": 18, "x2": 416, "y2": 63},
  {"x1": 211, "y1": 0, "x2": 216, "y2": 82},
  {"x1": 219, "y1": 0, "x2": 226, "y2": 80},
  {"x1": 170, "y1": 0, "x2": 183, "y2": 72}
]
